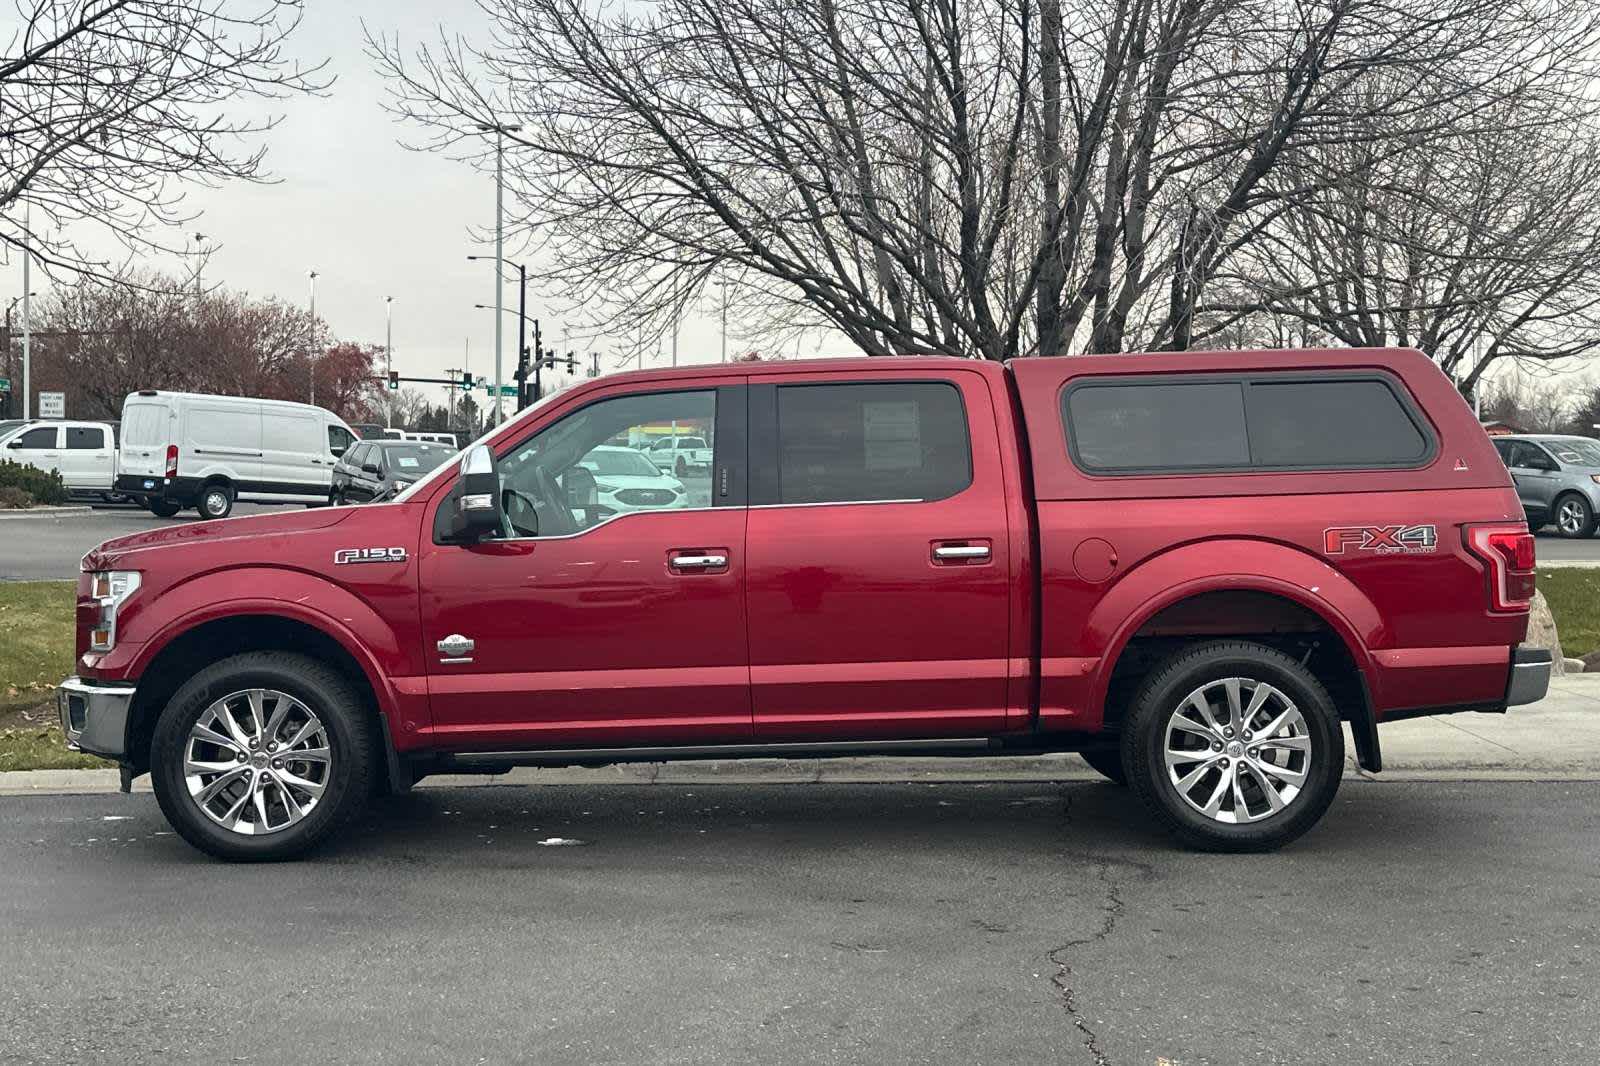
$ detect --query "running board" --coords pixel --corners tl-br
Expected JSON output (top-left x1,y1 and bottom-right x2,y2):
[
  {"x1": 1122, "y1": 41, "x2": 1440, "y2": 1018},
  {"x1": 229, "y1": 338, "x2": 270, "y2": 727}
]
[{"x1": 427, "y1": 735, "x2": 1094, "y2": 772}]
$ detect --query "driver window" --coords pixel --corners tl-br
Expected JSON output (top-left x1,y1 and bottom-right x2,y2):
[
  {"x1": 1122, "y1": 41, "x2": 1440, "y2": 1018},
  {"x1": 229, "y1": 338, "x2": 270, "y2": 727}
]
[{"x1": 497, "y1": 389, "x2": 716, "y2": 538}]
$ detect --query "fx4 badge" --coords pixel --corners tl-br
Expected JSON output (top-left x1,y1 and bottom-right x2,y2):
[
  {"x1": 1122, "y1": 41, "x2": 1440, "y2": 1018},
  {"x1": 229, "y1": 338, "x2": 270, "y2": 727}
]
[
  {"x1": 334, "y1": 547, "x2": 409, "y2": 565},
  {"x1": 1323, "y1": 525, "x2": 1437, "y2": 556}
]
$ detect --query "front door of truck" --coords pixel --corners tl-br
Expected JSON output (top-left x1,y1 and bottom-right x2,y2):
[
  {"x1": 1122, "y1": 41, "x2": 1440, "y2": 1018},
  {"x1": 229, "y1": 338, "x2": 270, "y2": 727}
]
[
  {"x1": 418, "y1": 382, "x2": 750, "y2": 750},
  {"x1": 743, "y1": 371, "x2": 1013, "y2": 740}
]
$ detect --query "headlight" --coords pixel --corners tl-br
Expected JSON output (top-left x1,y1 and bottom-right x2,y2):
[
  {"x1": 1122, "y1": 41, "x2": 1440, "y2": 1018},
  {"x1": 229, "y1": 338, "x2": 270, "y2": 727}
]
[
  {"x1": 594, "y1": 480, "x2": 618, "y2": 492},
  {"x1": 88, "y1": 571, "x2": 140, "y2": 653}
]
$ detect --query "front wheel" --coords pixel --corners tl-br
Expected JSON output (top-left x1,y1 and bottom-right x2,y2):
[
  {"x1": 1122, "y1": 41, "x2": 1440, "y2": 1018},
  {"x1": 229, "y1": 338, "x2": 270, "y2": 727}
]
[
  {"x1": 150, "y1": 652, "x2": 376, "y2": 861},
  {"x1": 1123, "y1": 640, "x2": 1344, "y2": 852},
  {"x1": 1554, "y1": 494, "x2": 1596, "y2": 539}
]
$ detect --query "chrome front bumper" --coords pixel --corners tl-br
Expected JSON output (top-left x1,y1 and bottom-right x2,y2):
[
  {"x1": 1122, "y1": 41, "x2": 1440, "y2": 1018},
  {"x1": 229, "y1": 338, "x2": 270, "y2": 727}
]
[
  {"x1": 57, "y1": 676, "x2": 136, "y2": 759},
  {"x1": 1506, "y1": 647, "x2": 1553, "y2": 708}
]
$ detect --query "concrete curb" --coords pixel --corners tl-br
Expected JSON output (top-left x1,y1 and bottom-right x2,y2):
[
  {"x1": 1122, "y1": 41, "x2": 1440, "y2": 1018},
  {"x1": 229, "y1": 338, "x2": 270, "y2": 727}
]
[
  {"x1": 5, "y1": 757, "x2": 1600, "y2": 797},
  {"x1": 0, "y1": 506, "x2": 92, "y2": 520}
]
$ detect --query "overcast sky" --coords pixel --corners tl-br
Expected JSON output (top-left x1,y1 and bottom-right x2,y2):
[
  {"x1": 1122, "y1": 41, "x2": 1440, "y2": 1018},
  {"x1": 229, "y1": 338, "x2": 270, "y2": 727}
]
[{"x1": 14, "y1": 0, "x2": 779, "y2": 409}]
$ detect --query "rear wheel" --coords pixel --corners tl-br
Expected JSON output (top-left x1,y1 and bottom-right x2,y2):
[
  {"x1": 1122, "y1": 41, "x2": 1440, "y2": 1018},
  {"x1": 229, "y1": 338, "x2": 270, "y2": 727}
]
[
  {"x1": 675, "y1": 457, "x2": 687, "y2": 478},
  {"x1": 1554, "y1": 493, "x2": 1595, "y2": 539},
  {"x1": 1079, "y1": 748, "x2": 1127, "y2": 785},
  {"x1": 198, "y1": 483, "x2": 234, "y2": 520},
  {"x1": 1123, "y1": 640, "x2": 1343, "y2": 852},
  {"x1": 150, "y1": 652, "x2": 375, "y2": 861},
  {"x1": 147, "y1": 499, "x2": 182, "y2": 518}
]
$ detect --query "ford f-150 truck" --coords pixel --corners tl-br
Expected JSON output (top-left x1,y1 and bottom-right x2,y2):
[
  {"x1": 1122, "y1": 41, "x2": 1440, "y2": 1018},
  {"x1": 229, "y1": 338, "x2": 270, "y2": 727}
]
[{"x1": 58, "y1": 349, "x2": 1551, "y2": 860}]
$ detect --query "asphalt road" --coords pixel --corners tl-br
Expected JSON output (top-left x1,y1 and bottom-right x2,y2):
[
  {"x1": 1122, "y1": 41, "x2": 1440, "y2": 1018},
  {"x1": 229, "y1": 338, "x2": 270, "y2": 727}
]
[
  {"x1": 2, "y1": 780, "x2": 1596, "y2": 1065},
  {"x1": 0, "y1": 502, "x2": 300, "y2": 581}
]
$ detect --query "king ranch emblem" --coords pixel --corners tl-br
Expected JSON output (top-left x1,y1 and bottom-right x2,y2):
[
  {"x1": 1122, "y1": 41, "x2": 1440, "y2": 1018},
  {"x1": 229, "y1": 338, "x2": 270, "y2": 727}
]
[{"x1": 1323, "y1": 524, "x2": 1437, "y2": 556}]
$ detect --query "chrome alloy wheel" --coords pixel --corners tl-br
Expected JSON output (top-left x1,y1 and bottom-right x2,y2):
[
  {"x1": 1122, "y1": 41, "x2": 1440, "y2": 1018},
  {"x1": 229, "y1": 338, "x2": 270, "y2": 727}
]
[
  {"x1": 1163, "y1": 677, "x2": 1312, "y2": 824},
  {"x1": 1559, "y1": 498, "x2": 1588, "y2": 535},
  {"x1": 183, "y1": 689, "x2": 331, "y2": 836}
]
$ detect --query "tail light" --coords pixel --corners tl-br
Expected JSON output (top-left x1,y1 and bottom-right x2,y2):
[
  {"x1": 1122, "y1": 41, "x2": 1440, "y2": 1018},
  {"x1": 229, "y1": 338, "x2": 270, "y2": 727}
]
[
  {"x1": 164, "y1": 444, "x2": 178, "y2": 478},
  {"x1": 1465, "y1": 523, "x2": 1536, "y2": 612}
]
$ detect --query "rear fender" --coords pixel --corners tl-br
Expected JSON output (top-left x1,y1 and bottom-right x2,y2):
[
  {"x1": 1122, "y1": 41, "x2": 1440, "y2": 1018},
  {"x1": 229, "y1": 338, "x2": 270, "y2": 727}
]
[{"x1": 1084, "y1": 538, "x2": 1380, "y2": 728}]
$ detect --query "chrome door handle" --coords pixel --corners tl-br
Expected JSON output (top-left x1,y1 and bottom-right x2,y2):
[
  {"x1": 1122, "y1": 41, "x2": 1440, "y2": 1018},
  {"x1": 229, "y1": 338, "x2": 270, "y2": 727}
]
[
  {"x1": 934, "y1": 545, "x2": 990, "y2": 560},
  {"x1": 670, "y1": 554, "x2": 727, "y2": 570}
]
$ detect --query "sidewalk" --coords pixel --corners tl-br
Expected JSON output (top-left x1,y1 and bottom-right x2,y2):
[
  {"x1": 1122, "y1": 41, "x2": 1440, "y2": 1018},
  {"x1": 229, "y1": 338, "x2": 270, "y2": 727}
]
[{"x1": 5, "y1": 675, "x2": 1599, "y2": 797}]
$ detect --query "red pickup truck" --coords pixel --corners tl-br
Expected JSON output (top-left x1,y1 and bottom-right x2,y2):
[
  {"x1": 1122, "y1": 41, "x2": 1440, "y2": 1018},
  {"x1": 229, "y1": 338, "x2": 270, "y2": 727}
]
[{"x1": 58, "y1": 349, "x2": 1550, "y2": 860}]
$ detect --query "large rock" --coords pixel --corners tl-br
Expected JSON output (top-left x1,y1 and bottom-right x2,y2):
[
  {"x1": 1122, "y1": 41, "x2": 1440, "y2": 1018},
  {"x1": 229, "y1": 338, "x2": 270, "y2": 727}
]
[{"x1": 1526, "y1": 588, "x2": 1566, "y2": 676}]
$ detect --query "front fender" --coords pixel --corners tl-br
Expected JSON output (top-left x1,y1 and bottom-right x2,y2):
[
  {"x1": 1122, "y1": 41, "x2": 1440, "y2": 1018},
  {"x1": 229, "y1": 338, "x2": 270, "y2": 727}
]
[{"x1": 121, "y1": 567, "x2": 412, "y2": 728}]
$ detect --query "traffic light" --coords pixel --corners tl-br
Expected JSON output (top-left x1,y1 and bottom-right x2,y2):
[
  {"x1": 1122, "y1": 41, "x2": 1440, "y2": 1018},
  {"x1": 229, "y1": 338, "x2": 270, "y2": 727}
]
[
  {"x1": 459, "y1": 372, "x2": 473, "y2": 390},
  {"x1": 387, "y1": 371, "x2": 399, "y2": 391}
]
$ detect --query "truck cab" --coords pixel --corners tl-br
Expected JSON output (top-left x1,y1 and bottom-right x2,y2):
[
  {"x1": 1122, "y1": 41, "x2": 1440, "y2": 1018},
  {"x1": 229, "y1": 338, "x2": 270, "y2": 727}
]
[{"x1": 58, "y1": 349, "x2": 1549, "y2": 860}]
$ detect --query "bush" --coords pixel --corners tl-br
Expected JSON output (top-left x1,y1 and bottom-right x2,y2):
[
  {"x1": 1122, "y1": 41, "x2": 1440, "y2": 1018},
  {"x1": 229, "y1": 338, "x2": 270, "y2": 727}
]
[
  {"x1": 0, "y1": 460, "x2": 69, "y2": 506},
  {"x1": 0, "y1": 486, "x2": 33, "y2": 509}
]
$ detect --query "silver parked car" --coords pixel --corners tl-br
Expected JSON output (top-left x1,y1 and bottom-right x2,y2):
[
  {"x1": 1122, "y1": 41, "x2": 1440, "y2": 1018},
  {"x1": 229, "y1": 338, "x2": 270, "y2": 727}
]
[{"x1": 1491, "y1": 434, "x2": 1600, "y2": 538}]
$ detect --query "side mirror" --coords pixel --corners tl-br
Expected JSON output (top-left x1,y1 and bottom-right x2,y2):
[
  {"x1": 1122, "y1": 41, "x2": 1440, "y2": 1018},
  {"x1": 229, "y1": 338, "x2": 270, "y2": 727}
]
[
  {"x1": 450, "y1": 444, "x2": 502, "y2": 540},
  {"x1": 5, "y1": 441, "x2": 20, "y2": 449},
  {"x1": 362, "y1": 462, "x2": 382, "y2": 475}
]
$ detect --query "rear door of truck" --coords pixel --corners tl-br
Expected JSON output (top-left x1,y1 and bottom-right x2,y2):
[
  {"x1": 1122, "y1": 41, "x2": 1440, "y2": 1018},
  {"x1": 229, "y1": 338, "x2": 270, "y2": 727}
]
[{"x1": 743, "y1": 364, "x2": 1017, "y2": 740}]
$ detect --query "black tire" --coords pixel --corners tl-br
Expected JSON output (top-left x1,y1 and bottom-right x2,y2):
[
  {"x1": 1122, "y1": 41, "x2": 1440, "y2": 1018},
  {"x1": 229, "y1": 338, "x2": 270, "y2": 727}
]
[
  {"x1": 1553, "y1": 493, "x2": 1596, "y2": 539},
  {"x1": 676, "y1": 457, "x2": 687, "y2": 478},
  {"x1": 1122, "y1": 640, "x2": 1344, "y2": 852},
  {"x1": 150, "y1": 652, "x2": 375, "y2": 862},
  {"x1": 1079, "y1": 748, "x2": 1127, "y2": 785},
  {"x1": 147, "y1": 498, "x2": 182, "y2": 518},
  {"x1": 197, "y1": 482, "x2": 234, "y2": 520}
]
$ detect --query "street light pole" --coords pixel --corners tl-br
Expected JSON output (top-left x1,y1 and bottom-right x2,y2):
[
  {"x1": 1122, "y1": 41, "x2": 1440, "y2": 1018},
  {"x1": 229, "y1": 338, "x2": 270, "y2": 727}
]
[
  {"x1": 192, "y1": 232, "x2": 208, "y2": 298},
  {"x1": 474, "y1": 121, "x2": 522, "y2": 425},
  {"x1": 307, "y1": 269, "x2": 319, "y2": 405},
  {"x1": 385, "y1": 296, "x2": 395, "y2": 428},
  {"x1": 718, "y1": 275, "x2": 730, "y2": 363}
]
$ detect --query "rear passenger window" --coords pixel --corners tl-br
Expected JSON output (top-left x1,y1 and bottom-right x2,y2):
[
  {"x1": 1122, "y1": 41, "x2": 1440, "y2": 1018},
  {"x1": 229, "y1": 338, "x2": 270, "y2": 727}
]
[
  {"x1": 1064, "y1": 374, "x2": 1433, "y2": 474},
  {"x1": 1246, "y1": 380, "x2": 1427, "y2": 467},
  {"x1": 66, "y1": 427, "x2": 105, "y2": 450},
  {"x1": 1066, "y1": 382, "x2": 1248, "y2": 472},
  {"x1": 776, "y1": 382, "x2": 971, "y2": 504}
]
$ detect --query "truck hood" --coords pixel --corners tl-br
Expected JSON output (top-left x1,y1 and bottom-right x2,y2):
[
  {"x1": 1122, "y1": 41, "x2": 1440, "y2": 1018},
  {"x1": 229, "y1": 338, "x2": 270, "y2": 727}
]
[{"x1": 83, "y1": 508, "x2": 355, "y2": 571}]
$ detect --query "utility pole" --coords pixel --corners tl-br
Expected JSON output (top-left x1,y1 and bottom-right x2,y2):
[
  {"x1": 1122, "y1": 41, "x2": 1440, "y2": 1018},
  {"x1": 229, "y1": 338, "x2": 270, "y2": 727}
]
[
  {"x1": 307, "y1": 269, "x2": 319, "y2": 405},
  {"x1": 718, "y1": 275, "x2": 731, "y2": 363},
  {"x1": 22, "y1": 206, "x2": 31, "y2": 420},
  {"x1": 385, "y1": 296, "x2": 395, "y2": 429}
]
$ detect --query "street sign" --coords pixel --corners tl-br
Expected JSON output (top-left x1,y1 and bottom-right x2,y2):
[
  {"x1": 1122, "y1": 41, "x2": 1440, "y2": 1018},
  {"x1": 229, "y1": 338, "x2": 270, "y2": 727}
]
[
  {"x1": 38, "y1": 391, "x2": 64, "y2": 418},
  {"x1": 481, "y1": 383, "x2": 518, "y2": 397},
  {"x1": 0, "y1": 377, "x2": 9, "y2": 392}
]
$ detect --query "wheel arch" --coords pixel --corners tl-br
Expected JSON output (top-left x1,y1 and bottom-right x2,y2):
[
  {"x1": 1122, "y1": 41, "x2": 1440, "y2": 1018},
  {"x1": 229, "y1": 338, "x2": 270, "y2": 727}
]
[
  {"x1": 1085, "y1": 540, "x2": 1382, "y2": 771},
  {"x1": 122, "y1": 579, "x2": 412, "y2": 787}
]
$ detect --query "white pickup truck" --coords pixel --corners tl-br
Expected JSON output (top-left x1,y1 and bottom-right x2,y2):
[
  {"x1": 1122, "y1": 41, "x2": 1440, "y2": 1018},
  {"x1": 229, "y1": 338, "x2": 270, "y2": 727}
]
[
  {"x1": 1, "y1": 420, "x2": 120, "y2": 498},
  {"x1": 643, "y1": 434, "x2": 713, "y2": 477}
]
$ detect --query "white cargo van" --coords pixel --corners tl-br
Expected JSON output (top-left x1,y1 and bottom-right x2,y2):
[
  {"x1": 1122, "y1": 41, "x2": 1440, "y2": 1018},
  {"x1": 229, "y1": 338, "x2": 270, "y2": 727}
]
[{"x1": 116, "y1": 391, "x2": 358, "y2": 519}]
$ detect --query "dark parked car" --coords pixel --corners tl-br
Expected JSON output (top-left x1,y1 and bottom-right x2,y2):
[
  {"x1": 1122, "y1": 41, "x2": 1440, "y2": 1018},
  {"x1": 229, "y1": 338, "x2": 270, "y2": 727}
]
[{"x1": 330, "y1": 439, "x2": 453, "y2": 505}]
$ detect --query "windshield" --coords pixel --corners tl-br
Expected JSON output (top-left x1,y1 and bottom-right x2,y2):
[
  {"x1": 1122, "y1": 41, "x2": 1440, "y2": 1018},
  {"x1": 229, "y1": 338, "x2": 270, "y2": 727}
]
[
  {"x1": 0, "y1": 420, "x2": 25, "y2": 442},
  {"x1": 1547, "y1": 438, "x2": 1600, "y2": 466},
  {"x1": 582, "y1": 449, "x2": 659, "y2": 477},
  {"x1": 382, "y1": 445, "x2": 451, "y2": 475}
]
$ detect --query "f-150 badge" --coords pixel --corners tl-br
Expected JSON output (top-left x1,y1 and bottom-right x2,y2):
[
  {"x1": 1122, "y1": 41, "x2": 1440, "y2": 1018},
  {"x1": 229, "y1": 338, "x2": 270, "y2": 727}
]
[
  {"x1": 334, "y1": 547, "x2": 409, "y2": 565},
  {"x1": 1323, "y1": 525, "x2": 1437, "y2": 555}
]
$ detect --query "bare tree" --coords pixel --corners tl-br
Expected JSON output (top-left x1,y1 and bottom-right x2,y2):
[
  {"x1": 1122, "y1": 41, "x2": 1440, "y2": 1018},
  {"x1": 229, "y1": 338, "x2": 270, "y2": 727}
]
[
  {"x1": 370, "y1": 0, "x2": 1600, "y2": 362},
  {"x1": 1205, "y1": 84, "x2": 1600, "y2": 391},
  {"x1": 1, "y1": 0, "x2": 327, "y2": 278}
]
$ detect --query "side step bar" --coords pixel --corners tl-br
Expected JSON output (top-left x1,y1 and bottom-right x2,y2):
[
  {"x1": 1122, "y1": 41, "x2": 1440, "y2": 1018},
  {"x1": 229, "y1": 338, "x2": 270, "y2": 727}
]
[{"x1": 426, "y1": 735, "x2": 1102, "y2": 773}]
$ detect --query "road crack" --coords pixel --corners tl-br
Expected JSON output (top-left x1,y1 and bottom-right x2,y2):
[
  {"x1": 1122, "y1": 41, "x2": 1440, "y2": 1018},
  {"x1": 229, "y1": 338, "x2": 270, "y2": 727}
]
[{"x1": 1048, "y1": 790, "x2": 1152, "y2": 1066}]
